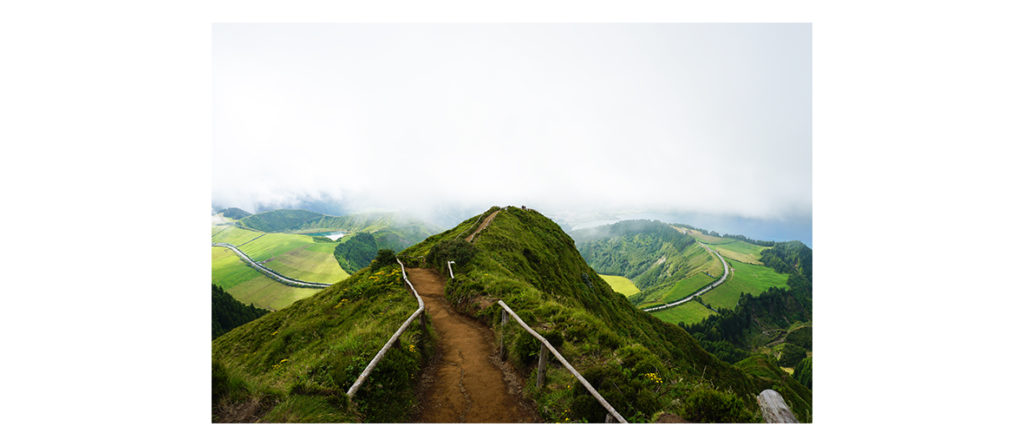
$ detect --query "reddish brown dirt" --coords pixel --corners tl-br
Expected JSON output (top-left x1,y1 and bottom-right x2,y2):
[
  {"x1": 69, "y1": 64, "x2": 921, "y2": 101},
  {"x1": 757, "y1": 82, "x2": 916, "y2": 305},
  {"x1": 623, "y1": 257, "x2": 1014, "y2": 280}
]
[
  {"x1": 408, "y1": 267, "x2": 537, "y2": 423},
  {"x1": 465, "y1": 209, "x2": 501, "y2": 243}
]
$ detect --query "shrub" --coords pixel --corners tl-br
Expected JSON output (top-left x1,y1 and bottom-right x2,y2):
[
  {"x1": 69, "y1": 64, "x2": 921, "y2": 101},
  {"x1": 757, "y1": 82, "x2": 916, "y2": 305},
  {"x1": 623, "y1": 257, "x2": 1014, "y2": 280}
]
[
  {"x1": 682, "y1": 388, "x2": 759, "y2": 423},
  {"x1": 778, "y1": 343, "x2": 807, "y2": 368},
  {"x1": 786, "y1": 326, "x2": 812, "y2": 350},
  {"x1": 371, "y1": 249, "x2": 396, "y2": 270},
  {"x1": 426, "y1": 238, "x2": 477, "y2": 272},
  {"x1": 793, "y1": 357, "x2": 812, "y2": 389}
]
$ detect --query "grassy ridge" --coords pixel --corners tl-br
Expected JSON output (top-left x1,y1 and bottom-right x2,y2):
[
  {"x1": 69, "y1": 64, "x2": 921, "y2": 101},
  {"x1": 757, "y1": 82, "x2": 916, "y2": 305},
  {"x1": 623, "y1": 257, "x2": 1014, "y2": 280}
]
[
  {"x1": 407, "y1": 207, "x2": 809, "y2": 422},
  {"x1": 212, "y1": 264, "x2": 430, "y2": 422}
]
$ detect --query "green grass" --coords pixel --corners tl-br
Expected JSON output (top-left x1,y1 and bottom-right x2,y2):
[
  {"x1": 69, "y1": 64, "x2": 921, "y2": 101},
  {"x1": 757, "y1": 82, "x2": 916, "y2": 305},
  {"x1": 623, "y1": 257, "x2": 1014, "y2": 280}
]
[
  {"x1": 225, "y1": 276, "x2": 322, "y2": 310},
  {"x1": 236, "y1": 232, "x2": 319, "y2": 261},
  {"x1": 213, "y1": 247, "x2": 322, "y2": 310},
  {"x1": 632, "y1": 243, "x2": 724, "y2": 308},
  {"x1": 700, "y1": 259, "x2": 789, "y2": 311},
  {"x1": 599, "y1": 274, "x2": 640, "y2": 297},
  {"x1": 650, "y1": 301, "x2": 716, "y2": 326},
  {"x1": 212, "y1": 226, "x2": 264, "y2": 246},
  {"x1": 409, "y1": 207, "x2": 806, "y2": 422},
  {"x1": 705, "y1": 240, "x2": 768, "y2": 265},
  {"x1": 212, "y1": 247, "x2": 263, "y2": 289},
  {"x1": 263, "y1": 244, "x2": 350, "y2": 284},
  {"x1": 213, "y1": 264, "x2": 431, "y2": 422}
]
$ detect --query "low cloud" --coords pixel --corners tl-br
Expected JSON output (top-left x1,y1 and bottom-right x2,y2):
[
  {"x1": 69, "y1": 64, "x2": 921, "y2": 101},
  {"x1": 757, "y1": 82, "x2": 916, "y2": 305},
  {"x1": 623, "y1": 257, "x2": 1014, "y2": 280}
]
[{"x1": 213, "y1": 24, "x2": 811, "y2": 233}]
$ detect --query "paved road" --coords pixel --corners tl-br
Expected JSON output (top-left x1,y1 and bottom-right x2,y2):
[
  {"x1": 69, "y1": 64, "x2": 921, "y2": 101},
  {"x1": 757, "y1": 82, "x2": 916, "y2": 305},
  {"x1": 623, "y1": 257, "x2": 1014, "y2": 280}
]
[
  {"x1": 212, "y1": 242, "x2": 332, "y2": 288},
  {"x1": 643, "y1": 243, "x2": 730, "y2": 313}
]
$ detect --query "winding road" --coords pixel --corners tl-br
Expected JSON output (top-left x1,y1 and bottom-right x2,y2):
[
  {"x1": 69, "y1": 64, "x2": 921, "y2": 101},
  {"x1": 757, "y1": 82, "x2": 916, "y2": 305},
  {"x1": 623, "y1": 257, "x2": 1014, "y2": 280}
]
[
  {"x1": 212, "y1": 242, "x2": 332, "y2": 288},
  {"x1": 643, "y1": 243, "x2": 730, "y2": 313}
]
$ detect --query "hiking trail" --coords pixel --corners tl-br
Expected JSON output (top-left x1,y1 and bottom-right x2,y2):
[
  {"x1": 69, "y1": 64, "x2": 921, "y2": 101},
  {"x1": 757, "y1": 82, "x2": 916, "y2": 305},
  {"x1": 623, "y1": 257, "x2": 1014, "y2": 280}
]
[{"x1": 408, "y1": 267, "x2": 536, "y2": 423}]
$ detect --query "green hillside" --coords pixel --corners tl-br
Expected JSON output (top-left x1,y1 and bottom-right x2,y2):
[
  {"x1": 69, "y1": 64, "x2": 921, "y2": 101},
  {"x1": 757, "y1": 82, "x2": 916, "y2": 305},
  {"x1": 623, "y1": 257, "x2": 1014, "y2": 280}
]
[
  {"x1": 213, "y1": 284, "x2": 269, "y2": 339},
  {"x1": 403, "y1": 207, "x2": 810, "y2": 422},
  {"x1": 213, "y1": 206, "x2": 810, "y2": 423},
  {"x1": 238, "y1": 209, "x2": 437, "y2": 246},
  {"x1": 212, "y1": 210, "x2": 439, "y2": 309},
  {"x1": 218, "y1": 207, "x2": 252, "y2": 219},
  {"x1": 212, "y1": 257, "x2": 428, "y2": 422},
  {"x1": 574, "y1": 220, "x2": 709, "y2": 290}
]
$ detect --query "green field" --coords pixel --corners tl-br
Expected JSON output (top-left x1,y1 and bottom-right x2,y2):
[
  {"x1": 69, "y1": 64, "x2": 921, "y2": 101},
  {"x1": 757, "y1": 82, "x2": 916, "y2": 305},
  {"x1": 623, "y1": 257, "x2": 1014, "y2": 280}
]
[
  {"x1": 700, "y1": 259, "x2": 789, "y2": 311},
  {"x1": 598, "y1": 274, "x2": 640, "y2": 297},
  {"x1": 650, "y1": 300, "x2": 716, "y2": 325},
  {"x1": 264, "y1": 244, "x2": 350, "y2": 284},
  {"x1": 212, "y1": 226, "x2": 350, "y2": 310},
  {"x1": 633, "y1": 243, "x2": 724, "y2": 308},
  {"x1": 212, "y1": 226, "x2": 263, "y2": 245},
  {"x1": 212, "y1": 247, "x2": 321, "y2": 310},
  {"x1": 704, "y1": 239, "x2": 768, "y2": 264}
]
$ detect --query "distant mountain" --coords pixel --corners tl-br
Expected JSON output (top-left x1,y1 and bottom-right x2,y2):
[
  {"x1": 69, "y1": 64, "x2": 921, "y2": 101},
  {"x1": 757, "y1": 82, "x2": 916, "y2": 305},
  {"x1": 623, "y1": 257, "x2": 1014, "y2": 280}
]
[
  {"x1": 217, "y1": 207, "x2": 252, "y2": 219},
  {"x1": 238, "y1": 209, "x2": 436, "y2": 243},
  {"x1": 572, "y1": 220, "x2": 702, "y2": 289}
]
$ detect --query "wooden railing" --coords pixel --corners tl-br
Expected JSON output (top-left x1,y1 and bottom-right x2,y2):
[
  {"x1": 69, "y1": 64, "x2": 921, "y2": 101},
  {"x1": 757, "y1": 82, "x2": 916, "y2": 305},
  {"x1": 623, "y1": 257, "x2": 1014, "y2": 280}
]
[
  {"x1": 496, "y1": 300, "x2": 628, "y2": 423},
  {"x1": 345, "y1": 257, "x2": 425, "y2": 397}
]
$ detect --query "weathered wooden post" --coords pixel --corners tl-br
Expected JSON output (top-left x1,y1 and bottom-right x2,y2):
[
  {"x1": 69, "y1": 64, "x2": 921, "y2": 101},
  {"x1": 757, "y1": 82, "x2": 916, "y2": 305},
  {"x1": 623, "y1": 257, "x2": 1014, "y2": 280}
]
[
  {"x1": 757, "y1": 389, "x2": 798, "y2": 423},
  {"x1": 605, "y1": 413, "x2": 614, "y2": 423},
  {"x1": 537, "y1": 345, "x2": 549, "y2": 388},
  {"x1": 499, "y1": 309, "x2": 508, "y2": 360},
  {"x1": 419, "y1": 311, "x2": 426, "y2": 331}
]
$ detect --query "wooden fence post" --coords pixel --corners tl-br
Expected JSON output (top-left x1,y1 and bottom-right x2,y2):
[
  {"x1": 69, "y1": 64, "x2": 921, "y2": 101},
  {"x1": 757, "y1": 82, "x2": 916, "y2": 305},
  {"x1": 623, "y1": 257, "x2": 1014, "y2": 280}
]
[
  {"x1": 537, "y1": 345, "x2": 549, "y2": 388},
  {"x1": 499, "y1": 309, "x2": 508, "y2": 360},
  {"x1": 605, "y1": 413, "x2": 614, "y2": 423}
]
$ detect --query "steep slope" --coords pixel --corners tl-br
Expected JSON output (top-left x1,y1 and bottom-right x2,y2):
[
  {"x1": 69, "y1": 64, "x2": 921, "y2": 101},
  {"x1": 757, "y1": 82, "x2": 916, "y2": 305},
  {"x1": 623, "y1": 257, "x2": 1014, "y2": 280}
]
[
  {"x1": 402, "y1": 207, "x2": 810, "y2": 422},
  {"x1": 573, "y1": 220, "x2": 702, "y2": 289},
  {"x1": 212, "y1": 258, "x2": 429, "y2": 422}
]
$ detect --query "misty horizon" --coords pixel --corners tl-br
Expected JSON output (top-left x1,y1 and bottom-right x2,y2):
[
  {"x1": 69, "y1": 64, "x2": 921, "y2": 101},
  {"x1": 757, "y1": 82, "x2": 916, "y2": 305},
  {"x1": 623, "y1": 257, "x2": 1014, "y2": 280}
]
[{"x1": 214, "y1": 24, "x2": 811, "y2": 245}]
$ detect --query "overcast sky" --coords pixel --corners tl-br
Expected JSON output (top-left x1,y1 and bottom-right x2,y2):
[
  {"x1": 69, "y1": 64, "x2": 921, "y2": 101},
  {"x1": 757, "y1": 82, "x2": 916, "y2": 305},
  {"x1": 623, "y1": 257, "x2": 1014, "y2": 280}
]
[{"x1": 213, "y1": 24, "x2": 810, "y2": 234}]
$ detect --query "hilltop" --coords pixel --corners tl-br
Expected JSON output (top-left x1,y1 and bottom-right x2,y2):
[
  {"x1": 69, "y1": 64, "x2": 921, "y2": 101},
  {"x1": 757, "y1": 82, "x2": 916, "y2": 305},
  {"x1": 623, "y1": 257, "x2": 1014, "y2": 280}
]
[
  {"x1": 212, "y1": 206, "x2": 810, "y2": 422},
  {"x1": 402, "y1": 206, "x2": 810, "y2": 421}
]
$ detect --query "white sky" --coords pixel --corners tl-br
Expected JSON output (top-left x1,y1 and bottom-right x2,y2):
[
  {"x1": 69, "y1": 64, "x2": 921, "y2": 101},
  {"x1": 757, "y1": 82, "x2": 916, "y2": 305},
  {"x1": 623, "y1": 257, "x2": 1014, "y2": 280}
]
[{"x1": 213, "y1": 24, "x2": 810, "y2": 224}]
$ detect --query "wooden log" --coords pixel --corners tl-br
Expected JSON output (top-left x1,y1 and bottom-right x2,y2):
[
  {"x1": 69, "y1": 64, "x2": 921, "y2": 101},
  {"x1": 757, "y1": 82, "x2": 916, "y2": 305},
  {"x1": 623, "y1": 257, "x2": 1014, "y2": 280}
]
[
  {"x1": 757, "y1": 389, "x2": 798, "y2": 423},
  {"x1": 537, "y1": 345, "x2": 549, "y2": 388}
]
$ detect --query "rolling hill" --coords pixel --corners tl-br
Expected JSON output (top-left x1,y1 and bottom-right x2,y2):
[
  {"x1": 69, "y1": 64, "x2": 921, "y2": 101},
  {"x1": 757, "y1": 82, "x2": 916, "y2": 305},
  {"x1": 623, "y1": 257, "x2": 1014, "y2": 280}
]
[
  {"x1": 211, "y1": 209, "x2": 438, "y2": 310},
  {"x1": 213, "y1": 206, "x2": 811, "y2": 423},
  {"x1": 571, "y1": 219, "x2": 812, "y2": 373}
]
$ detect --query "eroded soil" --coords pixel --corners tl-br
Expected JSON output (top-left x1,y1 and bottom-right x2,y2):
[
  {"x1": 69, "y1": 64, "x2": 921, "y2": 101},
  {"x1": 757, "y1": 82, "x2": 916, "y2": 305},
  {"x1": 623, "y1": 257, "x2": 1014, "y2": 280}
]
[{"x1": 408, "y1": 267, "x2": 537, "y2": 423}]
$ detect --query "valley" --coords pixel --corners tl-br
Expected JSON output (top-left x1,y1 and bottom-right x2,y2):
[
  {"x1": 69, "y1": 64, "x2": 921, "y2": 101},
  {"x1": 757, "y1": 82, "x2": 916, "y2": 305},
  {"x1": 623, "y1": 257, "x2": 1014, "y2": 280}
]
[{"x1": 213, "y1": 206, "x2": 812, "y2": 423}]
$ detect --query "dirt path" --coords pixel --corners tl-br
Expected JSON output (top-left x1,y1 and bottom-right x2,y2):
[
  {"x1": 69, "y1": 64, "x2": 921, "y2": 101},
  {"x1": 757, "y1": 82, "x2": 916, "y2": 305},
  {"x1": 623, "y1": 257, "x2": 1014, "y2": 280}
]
[
  {"x1": 408, "y1": 267, "x2": 536, "y2": 423},
  {"x1": 465, "y1": 209, "x2": 501, "y2": 243}
]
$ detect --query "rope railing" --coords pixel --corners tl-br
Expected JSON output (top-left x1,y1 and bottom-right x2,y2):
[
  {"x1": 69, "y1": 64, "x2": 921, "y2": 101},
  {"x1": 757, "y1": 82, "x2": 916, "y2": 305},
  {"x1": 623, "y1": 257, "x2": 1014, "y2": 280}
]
[
  {"x1": 346, "y1": 257, "x2": 425, "y2": 397},
  {"x1": 496, "y1": 300, "x2": 628, "y2": 423}
]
